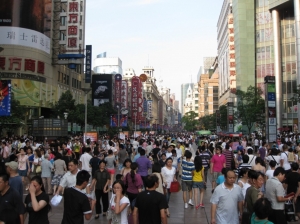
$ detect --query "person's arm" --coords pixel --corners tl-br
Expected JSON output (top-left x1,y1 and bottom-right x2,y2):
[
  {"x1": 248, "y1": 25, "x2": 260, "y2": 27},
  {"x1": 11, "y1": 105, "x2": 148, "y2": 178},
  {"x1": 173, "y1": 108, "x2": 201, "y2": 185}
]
[
  {"x1": 160, "y1": 208, "x2": 167, "y2": 224},
  {"x1": 201, "y1": 168, "x2": 205, "y2": 184},
  {"x1": 29, "y1": 184, "x2": 47, "y2": 211},
  {"x1": 294, "y1": 182, "x2": 300, "y2": 203},
  {"x1": 89, "y1": 178, "x2": 96, "y2": 191},
  {"x1": 210, "y1": 158, "x2": 214, "y2": 174},
  {"x1": 238, "y1": 201, "x2": 243, "y2": 220},
  {"x1": 103, "y1": 179, "x2": 110, "y2": 193},
  {"x1": 20, "y1": 214, "x2": 24, "y2": 224},
  {"x1": 211, "y1": 203, "x2": 217, "y2": 224},
  {"x1": 114, "y1": 197, "x2": 129, "y2": 214},
  {"x1": 133, "y1": 207, "x2": 139, "y2": 224}
]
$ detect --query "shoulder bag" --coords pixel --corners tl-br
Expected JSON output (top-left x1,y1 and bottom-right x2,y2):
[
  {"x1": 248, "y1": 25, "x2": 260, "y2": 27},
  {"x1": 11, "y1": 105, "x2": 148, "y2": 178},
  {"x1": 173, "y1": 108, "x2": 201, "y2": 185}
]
[
  {"x1": 248, "y1": 155, "x2": 255, "y2": 165},
  {"x1": 270, "y1": 155, "x2": 278, "y2": 165},
  {"x1": 106, "y1": 195, "x2": 114, "y2": 220}
]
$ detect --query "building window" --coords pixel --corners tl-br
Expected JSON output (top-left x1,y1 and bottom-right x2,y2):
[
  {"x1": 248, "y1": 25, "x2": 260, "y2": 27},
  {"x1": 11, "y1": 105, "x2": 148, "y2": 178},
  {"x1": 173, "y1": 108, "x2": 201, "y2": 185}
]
[
  {"x1": 213, "y1": 97, "x2": 218, "y2": 101},
  {"x1": 60, "y1": 31, "x2": 66, "y2": 41},
  {"x1": 60, "y1": 16, "x2": 66, "y2": 26},
  {"x1": 213, "y1": 86, "x2": 218, "y2": 93}
]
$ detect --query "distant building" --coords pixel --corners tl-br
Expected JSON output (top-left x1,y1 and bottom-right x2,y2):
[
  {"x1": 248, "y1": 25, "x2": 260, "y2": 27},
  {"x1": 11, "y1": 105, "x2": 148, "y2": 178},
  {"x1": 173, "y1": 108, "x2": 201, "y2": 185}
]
[{"x1": 93, "y1": 56, "x2": 122, "y2": 75}]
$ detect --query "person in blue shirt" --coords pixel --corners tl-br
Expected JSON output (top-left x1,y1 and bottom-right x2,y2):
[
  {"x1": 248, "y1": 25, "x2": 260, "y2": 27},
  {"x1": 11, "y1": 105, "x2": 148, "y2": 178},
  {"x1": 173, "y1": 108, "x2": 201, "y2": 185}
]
[{"x1": 216, "y1": 168, "x2": 227, "y2": 185}]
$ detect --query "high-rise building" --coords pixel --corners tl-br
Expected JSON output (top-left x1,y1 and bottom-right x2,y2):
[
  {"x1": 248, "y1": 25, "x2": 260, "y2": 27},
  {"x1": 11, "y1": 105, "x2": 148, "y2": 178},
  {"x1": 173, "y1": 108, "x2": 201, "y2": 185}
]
[
  {"x1": 93, "y1": 56, "x2": 122, "y2": 75},
  {"x1": 203, "y1": 57, "x2": 216, "y2": 73},
  {"x1": 181, "y1": 83, "x2": 193, "y2": 113}
]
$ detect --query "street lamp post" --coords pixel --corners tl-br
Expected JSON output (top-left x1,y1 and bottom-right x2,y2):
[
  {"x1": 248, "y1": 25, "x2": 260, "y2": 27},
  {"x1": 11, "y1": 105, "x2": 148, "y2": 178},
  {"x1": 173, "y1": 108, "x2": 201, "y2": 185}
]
[{"x1": 81, "y1": 88, "x2": 91, "y2": 143}]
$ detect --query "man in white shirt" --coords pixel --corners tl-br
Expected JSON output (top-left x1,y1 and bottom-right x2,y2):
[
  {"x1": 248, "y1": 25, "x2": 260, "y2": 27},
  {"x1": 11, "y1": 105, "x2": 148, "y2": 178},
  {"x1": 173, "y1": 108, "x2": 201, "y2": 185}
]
[
  {"x1": 132, "y1": 138, "x2": 139, "y2": 153},
  {"x1": 80, "y1": 147, "x2": 92, "y2": 173},
  {"x1": 254, "y1": 138, "x2": 259, "y2": 153},
  {"x1": 280, "y1": 144, "x2": 291, "y2": 172}
]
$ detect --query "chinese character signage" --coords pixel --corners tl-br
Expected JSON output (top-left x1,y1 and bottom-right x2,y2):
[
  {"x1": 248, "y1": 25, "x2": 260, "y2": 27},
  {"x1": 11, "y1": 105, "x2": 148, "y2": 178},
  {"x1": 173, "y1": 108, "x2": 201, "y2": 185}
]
[
  {"x1": 85, "y1": 45, "x2": 92, "y2": 83},
  {"x1": 131, "y1": 76, "x2": 142, "y2": 122},
  {"x1": 92, "y1": 75, "x2": 113, "y2": 106},
  {"x1": 228, "y1": 14, "x2": 236, "y2": 90},
  {"x1": 147, "y1": 100, "x2": 152, "y2": 118},
  {"x1": 265, "y1": 76, "x2": 276, "y2": 142},
  {"x1": 0, "y1": 0, "x2": 52, "y2": 54},
  {"x1": 114, "y1": 74, "x2": 122, "y2": 105},
  {"x1": 0, "y1": 80, "x2": 11, "y2": 116},
  {"x1": 121, "y1": 80, "x2": 128, "y2": 109}
]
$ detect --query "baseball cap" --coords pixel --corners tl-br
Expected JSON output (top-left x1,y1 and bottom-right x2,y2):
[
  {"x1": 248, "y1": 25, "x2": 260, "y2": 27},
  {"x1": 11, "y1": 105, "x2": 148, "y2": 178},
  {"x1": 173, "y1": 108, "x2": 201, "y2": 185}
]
[{"x1": 5, "y1": 161, "x2": 18, "y2": 170}]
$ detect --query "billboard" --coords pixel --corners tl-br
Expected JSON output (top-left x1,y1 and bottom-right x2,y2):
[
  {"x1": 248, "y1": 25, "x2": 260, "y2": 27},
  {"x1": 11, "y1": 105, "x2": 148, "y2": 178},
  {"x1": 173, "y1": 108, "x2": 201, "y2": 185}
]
[
  {"x1": 92, "y1": 74, "x2": 113, "y2": 106},
  {"x1": 0, "y1": 0, "x2": 52, "y2": 54},
  {"x1": 0, "y1": 80, "x2": 11, "y2": 116},
  {"x1": 85, "y1": 45, "x2": 92, "y2": 83}
]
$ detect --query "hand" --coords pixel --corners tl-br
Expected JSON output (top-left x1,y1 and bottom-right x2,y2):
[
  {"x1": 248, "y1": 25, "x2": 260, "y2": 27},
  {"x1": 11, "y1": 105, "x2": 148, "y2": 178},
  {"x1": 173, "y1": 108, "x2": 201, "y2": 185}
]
[
  {"x1": 211, "y1": 219, "x2": 216, "y2": 224},
  {"x1": 294, "y1": 197, "x2": 297, "y2": 203},
  {"x1": 29, "y1": 183, "x2": 36, "y2": 195},
  {"x1": 173, "y1": 178, "x2": 177, "y2": 182}
]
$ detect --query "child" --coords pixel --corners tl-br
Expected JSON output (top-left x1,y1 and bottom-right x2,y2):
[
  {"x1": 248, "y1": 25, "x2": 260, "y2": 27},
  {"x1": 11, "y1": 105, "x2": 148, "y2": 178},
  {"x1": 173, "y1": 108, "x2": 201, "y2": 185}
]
[
  {"x1": 216, "y1": 168, "x2": 227, "y2": 185},
  {"x1": 265, "y1": 160, "x2": 276, "y2": 180}
]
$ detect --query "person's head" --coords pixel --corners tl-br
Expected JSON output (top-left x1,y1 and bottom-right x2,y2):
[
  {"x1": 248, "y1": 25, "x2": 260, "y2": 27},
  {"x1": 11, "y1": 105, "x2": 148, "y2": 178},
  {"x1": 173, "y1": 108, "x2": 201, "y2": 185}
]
[
  {"x1": 5, "y1": 161, "x2": 18, "y2": 174},
  {"x1": 152, "y1": 162, "x2": 161, "y2": 173},
  {"x1": 282, "y1": 144, "x2": 288, "y2": 151},
  {"x1": 68, "y1": 159, "x2": 78, "y2": 172},
  {"x1": 161, "y1": 153, "x2": 166, "y2": 160},
  {"x1": 0, "y1": 173, "x2": 9, "y2": 193},
  {"x1": 268, "y1": 160, "x2": 276, "y2": 169},
  {"x1": 253, "y1": 198, "x2": 272, "y2": 220},
  {"x1": 145, "y1": 174, "x2": 159, "y2": 189},
  {"x1": 34, "y1": 149, "x2": 42, "y2": 158},
  {"x1": 291, "y1": 162, "x2": 299, "y2": 171},
  {"x1": 216, "y1": 146, "x2": 222, "y2": 154},
  {"x1": 140, "y1": 149, "x2": 146, "y2": 156},
  {"x1": 251, "y1": 171, "x2": 264, "y2": 188},
  {"x1": 242, "y1": 154, "x2": 249, "y2": 163},
  {"x1": 165, "y1": 157, "x2": 173, "y2": 167},
  {"x1": 30, "y1": 175, "x2": 45, "y2": 193},
  {"x1": 247, "y1": 148, "x2": 253, "y2": 155},
  {"x1": 85, "y1": 147, "x2": 91, "y2": 153},
  {"x1": 273, "y1": 167, "x2": 286, "y2": 182},
  {"x1": 184, "y1": 150, "x2": 192, "y2": 159},
  {"x1": 194, "y1": 156, "x2": 203, "y2": 172},
  {"x1": 171, "y1": 149, "x2": 176, "y2": 156},
  {"x1": 115, "y1": 174, "x2": 123, "y2": 181},
  {"x1": 123, "y1": 158, "x2": 132, "y2": 168},
  {"x1": 76, "y1": 170, "x2": 90, "y2": 188},
  {"x1": 112, "y1": 180, "x2": 126, "y2": 195},
  {"x1": 44, "y1": 154, "x2": 49, "y2": 160},
  {"x1": 108, "y1": 149, "x2": 113, "y2": 155},
  {"x1": 238, "y1": 168, "x2": 249, "y2": 179},
  {"x1": 255, "y1": 157, "x2": 264, "y2": 166},
  {"x1": 224, "y1": 170, "x2": 236, "y2": 185},
  {"x1": 130, "y1": 162, "x2": 138, "y2": 171},
  {"x1": 99, "y1": 160, "x2": 107, "y2": 169}
]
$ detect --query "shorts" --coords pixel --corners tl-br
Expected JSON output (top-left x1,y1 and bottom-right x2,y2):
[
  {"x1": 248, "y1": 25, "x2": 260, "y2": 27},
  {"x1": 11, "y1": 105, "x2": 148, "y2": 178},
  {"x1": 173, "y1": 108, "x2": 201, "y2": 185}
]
[
  {"x1": 192, "y1": 181, "x2": 205, "y2": 189},
  {"x1": 181, "y1": 181, "x2": 193, "y2": 191},
  {"x1": 51, "y1": 174, "x2": 63, "y2": 186},
  {"x1": 107, "y1": 168, "x2": 115, "y2": 175},
  {"x1": 212, "y1": 172, "x2": 222, "y2": 182},
  {"x1": 18, "y1": 169, "x2": 27, "y2": 177},
  {"x1": 118, "y1": 164, "x2": 123, "y2": 171}
]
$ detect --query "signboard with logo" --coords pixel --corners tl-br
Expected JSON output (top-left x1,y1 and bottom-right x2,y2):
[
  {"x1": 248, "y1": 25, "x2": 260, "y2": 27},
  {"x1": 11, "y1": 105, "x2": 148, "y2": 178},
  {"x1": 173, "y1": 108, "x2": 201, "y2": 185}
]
[
  {"x1": 265, "y1": 76, "x2": 276, "y2": 142},
  {"x1": 0, "y1": 80, "x2": 11, "y2": 116},
  {"x1": 85, "y1": 45, "x2": 92, "y2": 83},
  {"x1": 92, "y1": 74, "x2": 113, "y2": 106},
  {"x1": 114, "y1": 74, "x2": 122, "y2": 105}
]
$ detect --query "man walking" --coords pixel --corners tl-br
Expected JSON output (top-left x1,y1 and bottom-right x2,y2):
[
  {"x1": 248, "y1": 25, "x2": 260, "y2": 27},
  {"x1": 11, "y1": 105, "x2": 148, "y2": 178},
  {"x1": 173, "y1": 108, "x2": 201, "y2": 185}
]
[
  {"x1": 181, "y1": 150, "x2": 195, "y2": 208},
  {"x1": 210, "y1": 169, "x2": 243, "y2": 224},
  {"x1": 5, "y1": 161, "x2": 23, "y2": 197},
  {"x1": 133, "y1": 175, "x2": 168, "y2": 224},
  {"x1": 136, "y1": 149, "x2": 152, "y2": 186}
]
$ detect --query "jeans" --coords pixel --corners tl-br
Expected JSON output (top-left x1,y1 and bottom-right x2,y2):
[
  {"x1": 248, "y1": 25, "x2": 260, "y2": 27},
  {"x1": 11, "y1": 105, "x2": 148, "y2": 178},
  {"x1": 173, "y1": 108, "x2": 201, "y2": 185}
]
[
  {"x1": 166, "y1": 189, "x2": 171, "y2": 204},
  {"x1": 95, "y1": 189, "x2": 109, "y2": 214}
]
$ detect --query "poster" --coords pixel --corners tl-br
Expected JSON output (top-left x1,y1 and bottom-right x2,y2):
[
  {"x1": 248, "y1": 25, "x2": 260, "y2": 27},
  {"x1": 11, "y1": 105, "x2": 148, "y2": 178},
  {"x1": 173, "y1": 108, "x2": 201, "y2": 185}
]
[
  {"x1": 0, "y1": 80, "x2": 11, "y2": 116},
  {"x1": 92, "y1": 74, "x2": 113, "y2": 106}
]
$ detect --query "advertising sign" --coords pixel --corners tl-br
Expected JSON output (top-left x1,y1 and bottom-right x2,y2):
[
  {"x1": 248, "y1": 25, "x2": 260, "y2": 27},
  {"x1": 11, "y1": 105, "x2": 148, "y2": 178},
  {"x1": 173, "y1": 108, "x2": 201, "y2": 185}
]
[
  {"x1": 0, "y1": 0, "x2": 52, "y2": 54},
  {"x1": 84, "y1": 132, "x2": 98, "y2": 143},
  {"x1": 265, "y1": 76, "x2": 277, "y2": 142},
  {"x1": 0, "y1": 80, "x2": 11, "y2": 116},
  {"x1": 121, "y1": 80, "x2": 128, "y2": 109},
  {"x1": 85, "y1": 45, "x2": 92, "y2": 83},
  {"x1": 110, "y1": 115, "x2": 127, "y2": 127},
  {"x1": 131, "y1": 76, "x2": 142, "y2": 122},
  {"x1": 114, "y1": 74, "x2": 122, "y2": 105},
  {"x1": 92, "y1": 75, "x2": 113, "y2": 106},
  {"x1": 147, "y1": 100, "x2": 153, "y2": 118}
]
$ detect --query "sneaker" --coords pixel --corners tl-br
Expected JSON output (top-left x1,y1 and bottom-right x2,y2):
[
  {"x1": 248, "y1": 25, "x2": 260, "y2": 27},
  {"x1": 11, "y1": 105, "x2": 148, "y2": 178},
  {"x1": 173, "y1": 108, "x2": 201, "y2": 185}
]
[
  {"x1": 184, "y1": 203, "x2": 188, "y2": 209},
  {"x1": 200, "y1": 203, "x2": 204, "y2": 208},
  {"x1": 188, "y1": 199, "x2": 194, "y2": 206}
]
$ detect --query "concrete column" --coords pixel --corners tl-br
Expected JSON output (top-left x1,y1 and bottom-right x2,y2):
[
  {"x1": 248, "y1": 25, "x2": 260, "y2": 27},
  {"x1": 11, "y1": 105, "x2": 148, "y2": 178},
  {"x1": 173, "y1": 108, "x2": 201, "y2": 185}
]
[
  {"x1": 272, "y1": 9, "x2": 283, "y2": 129},
  {"x1": 294, "y1": 0, "x2": 300, "y2": 129}
]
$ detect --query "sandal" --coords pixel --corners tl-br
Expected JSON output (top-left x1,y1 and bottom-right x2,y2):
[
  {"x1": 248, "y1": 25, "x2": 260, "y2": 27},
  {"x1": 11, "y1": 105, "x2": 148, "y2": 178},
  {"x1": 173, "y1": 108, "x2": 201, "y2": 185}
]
[{"x1": 95, "y1": 215, "x2": 99, "y2": 219}]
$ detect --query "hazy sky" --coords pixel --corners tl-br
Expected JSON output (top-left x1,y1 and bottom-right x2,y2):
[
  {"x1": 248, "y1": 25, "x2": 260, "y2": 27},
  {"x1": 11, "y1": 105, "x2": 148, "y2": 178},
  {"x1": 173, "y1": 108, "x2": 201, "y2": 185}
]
[{"x1": 86, "y1": 0, "x2": 223, "y2": 107}]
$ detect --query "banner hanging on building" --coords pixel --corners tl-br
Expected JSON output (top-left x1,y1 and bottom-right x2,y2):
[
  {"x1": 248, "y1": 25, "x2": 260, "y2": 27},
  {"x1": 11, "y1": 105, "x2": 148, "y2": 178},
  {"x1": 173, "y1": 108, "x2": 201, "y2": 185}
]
[
  {"x1": 121, "y1": 80, "x2": 128, "y2": 109},
  {"x1": 85, "y1": 45, "x2": 92, "y2": 83},
  {"x1": 0, "y1": 80, "x2": 11, "y2": 116},
  {"x1": 147, "y1": 100, "x2": 152, "y2": 118},
  {"x1": 114, "y1": 74, "x2": 122, "y2": 105},
  {"x1": 92, "y1": 74, "x2": 113, "y2": 106},
  {"x1": 131, "y1": 76, "x2": 142, "y2": 122}
]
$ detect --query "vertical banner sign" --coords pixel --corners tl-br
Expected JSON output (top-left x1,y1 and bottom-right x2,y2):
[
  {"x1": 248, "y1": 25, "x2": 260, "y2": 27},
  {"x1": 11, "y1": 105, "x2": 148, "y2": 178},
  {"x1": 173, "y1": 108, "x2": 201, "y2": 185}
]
[
  {"x1": 143, "y1": 97, "x2": 148, "y2": 113},
  {"x1": 227, "y1": 102, "x2": 234, "y2": 132},
  {"x1": 131, "y1": 76, "x2": 140, "y2": 123},
  {"x1": 216, "y1": 110, "x2": 221, "y2": 132},
  {"x1": 110, "y1": 115, "x2": 117, "y2": 127},
  {"x1": 114, "y1": 74, "x2": 122, "y2": 105},
  {"x1": 120, "y1": 115, "x2": 127, "y2": 127},
  {"x1": 138, "y1": 79, "x2": 143, "y2": 122},
  {"x1": 147, "y1": 100, "x2": 153, "y2": 119},
  {"x1": 265, "y1": 76, "x2": 276, "y2": 142},
  {"x1": 0, "y1": 80, "x2": 12, "y2": 116},
  {"x1": 121, "y1": 80, "x2": 128, "y2": 109},
  {"x1": 85, "y1": 45, "x2": 92, "y2": 83}
]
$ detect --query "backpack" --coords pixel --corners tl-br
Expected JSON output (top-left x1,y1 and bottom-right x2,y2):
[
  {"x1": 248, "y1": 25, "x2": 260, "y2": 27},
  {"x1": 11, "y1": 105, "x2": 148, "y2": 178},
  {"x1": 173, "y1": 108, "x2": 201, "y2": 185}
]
[{"x1": 287, "y1": 152, "x2": 295, "y2": 163}]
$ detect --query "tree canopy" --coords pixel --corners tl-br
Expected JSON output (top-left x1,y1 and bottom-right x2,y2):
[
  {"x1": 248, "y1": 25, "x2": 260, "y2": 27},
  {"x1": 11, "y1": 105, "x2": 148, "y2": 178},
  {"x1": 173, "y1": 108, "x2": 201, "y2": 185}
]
[{"x1": 181, "y1": 111, "x2": 198, "y2": 131}]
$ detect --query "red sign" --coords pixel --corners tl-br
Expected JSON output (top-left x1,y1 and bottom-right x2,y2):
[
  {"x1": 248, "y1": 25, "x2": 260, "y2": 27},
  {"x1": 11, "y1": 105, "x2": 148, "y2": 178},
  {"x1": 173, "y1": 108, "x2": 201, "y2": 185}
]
[
  {"x1": 114, "y1": 74, "x2": 122, "y2": 105},
  {"x1": 131, "y1": 76, "x2": 142, "y2": 121},
  {"x1": 121, "y1": 80, "x2": 128, "y2": 109},
  {"x1": 0, "y1": 57, "x2": 45, "y2": 74}
]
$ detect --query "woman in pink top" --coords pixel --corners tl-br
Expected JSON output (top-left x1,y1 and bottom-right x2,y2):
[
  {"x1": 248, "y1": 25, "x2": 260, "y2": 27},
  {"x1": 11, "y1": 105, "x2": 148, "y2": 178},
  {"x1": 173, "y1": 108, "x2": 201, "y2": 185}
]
[
  {"x1": 17, "y1": 148, "x2": 30, "y2": 186},
  {"x1": 210, "y1": 146, "x2": 226, "y2": 193}
]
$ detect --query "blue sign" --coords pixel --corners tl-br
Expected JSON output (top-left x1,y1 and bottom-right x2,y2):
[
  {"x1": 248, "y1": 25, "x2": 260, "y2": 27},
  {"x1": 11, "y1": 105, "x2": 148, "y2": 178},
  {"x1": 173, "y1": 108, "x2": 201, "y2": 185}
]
[
  {"x1": 143, "y1": 97, "x2": 147, "y2": 113},
  {"x1": 85, "y1": 45, "x2": 92, "y2": 83},
  {"x1": 268, "y1": 92, "x2": 276, "y2": 101},
  {"x1": 0, "y1": 80, "x2": 11, "y2": 116}
]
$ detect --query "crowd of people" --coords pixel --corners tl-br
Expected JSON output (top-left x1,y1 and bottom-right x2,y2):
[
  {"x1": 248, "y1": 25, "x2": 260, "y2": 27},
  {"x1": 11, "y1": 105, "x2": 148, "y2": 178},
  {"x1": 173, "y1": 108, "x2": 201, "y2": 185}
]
[{"x1": 0, "y1": 133, "x2": 300, "y2": 224}]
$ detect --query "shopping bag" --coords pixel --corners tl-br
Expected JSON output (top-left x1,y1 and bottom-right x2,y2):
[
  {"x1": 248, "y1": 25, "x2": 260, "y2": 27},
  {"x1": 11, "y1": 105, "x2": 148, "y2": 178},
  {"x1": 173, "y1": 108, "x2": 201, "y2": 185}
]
[
  {"x1": 169, "y1": 181, "x2": 180, "y2": 193},
  {"x1": 285, "y1": 200, "x2": 296, "y2": 222}
]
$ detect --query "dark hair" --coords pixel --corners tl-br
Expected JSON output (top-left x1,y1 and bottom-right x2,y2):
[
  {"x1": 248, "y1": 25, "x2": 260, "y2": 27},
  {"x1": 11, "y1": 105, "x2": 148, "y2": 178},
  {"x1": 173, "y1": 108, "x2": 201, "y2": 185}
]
[
  {"x1": 249, "y1": 170, "x2": 264, "y2": 180},
  {"x1": 56, "y1": 153, "x2": 62, "y2": 159},
  {"x1": 238, "y1": 168, "x2": 249, "y2": 178},
  {"x1": 69, "y1": 159, "x2": 78, "y2": 165},
  {"x1": 253, "y1": 198, "x2": 272, "y2": 219},
  {"x1": 31, "y1": 176, "x2": 45, "y2": 192},
  {"x1": 216, "y1": 146, "x2": 222, "y2": 151},
  {"x1": 242, "y1": 155, "x2": 249, "y2": 163},
  {"x1": 194, "y1": 156, "x2": 203, "y2": 172},
  {"x1": 140, "y1": 149, "x2": 146, "y2": 156},
  {"x1": 130, "y1": 162, "x2": 138, "y2": 183},
  {"x1": 273, "y1": 167, "x2": 286, "y2": 177},
  {"x1": 112, "y1": 180, "x2": 126, "y2": 195},
  {"x1": 116, "y1": 174, "x2": 123, "y2": 180},
  {"x1": 255, "y1": 157, "x2": 265, "y2": 167},
  {"x1": 247, "y1": 148, "x2": 253, "y2": 154},
  {"x1": 0, "y1": 173, "x2": 9, "y2": 182},
  {"x1": 145, "y1": 174, "x2": 159, "y2": 188},
  {"x1": 165, "y1": 157, "x2": 173, "y2": 164},
  {"x1": 85, "y1": 147, "x2": 91, "y2": 153},
  {"x1": 247, "y1": 169, "x2": 257, "y2": 179},
  {"x1": 161, "y1": 153, "x2": 166, "y2": 157},
  {"x1": 76, "y1": 170, "x2": 90, "y2": 185},
  {"x1": 184, "y1": 150, "x2": 192, "y2": 159},
  {"x1": 224, "y1": 169, "x2": 235, "y2": 178},
  {"x1": 221, "y1": 167, "x2": 228, "y2": 175},
  {"x1": 123, "y1": 158, "x2": 132, "y2": 167},
  {"x1": 291, "y1": 162, "x2": 299, "y2": 171},
  {"x1": 35, "y1": 149, "x2": 42, "y2": 158},
  {"x1": 152, "y1": 162, "x2": 161, "y2": 173},
  {"x1": 269, "y1": 160, "x2": 276, "y2": 168},
  {"x1": 108, "y1": 149, "x2": 113, "y2": 155},
  {"x1": 99, "y1": 160, "x2": 107, "y2": 165}
]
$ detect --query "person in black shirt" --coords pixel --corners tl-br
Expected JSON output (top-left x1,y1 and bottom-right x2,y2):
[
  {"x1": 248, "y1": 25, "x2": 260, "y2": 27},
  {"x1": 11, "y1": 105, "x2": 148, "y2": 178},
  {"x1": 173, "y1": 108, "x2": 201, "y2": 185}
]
[
  {"x1": 89, "y1": 151, "x2": 100, "y2": 177},
  {"x1": 285, "y1": 162, "x2": 300, "y2": 194},
  {"x1": 25, "y1": 176, "x2": 50, "y2": 224},
  {"x1": 133, "y1": 174, "x2": 168, "y2": 224},
  {"x1": 62, "y1": 170, "x2": 96, "y2": 224},
  {"x1": 0, "y1": 173, "x2": 25, "y2": 224}
]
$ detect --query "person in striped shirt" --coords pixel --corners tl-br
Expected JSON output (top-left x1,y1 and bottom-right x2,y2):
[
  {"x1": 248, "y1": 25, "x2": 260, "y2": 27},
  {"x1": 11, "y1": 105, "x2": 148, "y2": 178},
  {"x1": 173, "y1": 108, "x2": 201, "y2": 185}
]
[{"x1": 181, "y1": 150, "x2": 195, "y2": 209}]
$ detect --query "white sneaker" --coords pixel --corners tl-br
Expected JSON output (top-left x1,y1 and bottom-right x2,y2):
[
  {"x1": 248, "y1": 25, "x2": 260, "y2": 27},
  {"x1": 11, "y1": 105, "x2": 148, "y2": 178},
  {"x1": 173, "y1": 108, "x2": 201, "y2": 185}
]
[
  {"x1": 188, "y1": 199, "x2": 194, "y2": 206},
  {"x1": 184, "y1": 203, "x2": 188, "y2": 209}
]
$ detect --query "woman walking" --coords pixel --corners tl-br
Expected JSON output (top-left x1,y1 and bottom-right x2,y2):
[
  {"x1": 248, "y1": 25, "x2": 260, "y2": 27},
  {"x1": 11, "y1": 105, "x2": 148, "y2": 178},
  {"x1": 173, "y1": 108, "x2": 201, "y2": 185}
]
[
  {"x1": 161, "y1": 157, "x2": 176, "y2": 217},
  {"x1": 51, "y1": 153, "x2": 66, "y2": 195},
  {"x1": 192, "y1": 156, "x2": 205, "y2": 209},
  {"x1": 121, "y1": 158, "x2": 132, "y2": 180},
  {"x1": 24, "y1": 176, "x2": 50, "y2": 224},
  {"x1": 105, "y1": 149, "x2": 117, "y2": 189},
  {"x1": 17, "y1": 148, "x2": 30, "y2": 189},
  {"x1": 32, "y1": 149, "x2": 42, "y2": 176}
]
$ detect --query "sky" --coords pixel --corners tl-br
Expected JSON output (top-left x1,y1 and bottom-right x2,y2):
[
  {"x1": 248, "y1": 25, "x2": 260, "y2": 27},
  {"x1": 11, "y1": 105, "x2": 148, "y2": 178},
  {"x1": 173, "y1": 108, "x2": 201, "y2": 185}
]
[{"x1": 85, "y1": 0, "x2": 223, "y2": 107}]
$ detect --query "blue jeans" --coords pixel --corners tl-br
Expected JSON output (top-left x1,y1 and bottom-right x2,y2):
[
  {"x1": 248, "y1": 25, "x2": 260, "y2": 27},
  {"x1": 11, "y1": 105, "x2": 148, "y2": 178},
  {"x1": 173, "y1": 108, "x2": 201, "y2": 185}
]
[{"x1": 166, "y1": 189, "x2": 171, "y2": 205}]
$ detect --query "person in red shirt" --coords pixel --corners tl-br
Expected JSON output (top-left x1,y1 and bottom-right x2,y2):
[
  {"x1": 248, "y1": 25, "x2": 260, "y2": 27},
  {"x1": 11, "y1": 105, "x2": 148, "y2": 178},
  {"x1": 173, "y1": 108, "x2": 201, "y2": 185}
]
[{"x1": 210, "y1": 146, "x2": 226, "y2": 193}]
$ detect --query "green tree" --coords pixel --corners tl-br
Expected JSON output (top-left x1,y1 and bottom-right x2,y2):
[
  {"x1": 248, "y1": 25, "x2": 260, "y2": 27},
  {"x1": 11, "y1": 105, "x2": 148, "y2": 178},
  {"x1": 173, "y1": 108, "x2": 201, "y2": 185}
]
[
  {"x1": 235, "y1": 86, "x2": 265, "y2": 134},
  {"x1": 52, "y1": 90, "x2": 76, "y2": 120},
  {"x1": 181, "y1": 111, "x2": 198, "y2": 131},
  {"x1": 219, "y1": 105, "x2": 227, "y2": 131},
  {"x1": 199, "y1": 114, "x2": 216, "y2": 130},
  {"x1": 0, "y1": 94, "x2": 27, "y2": 134}
]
